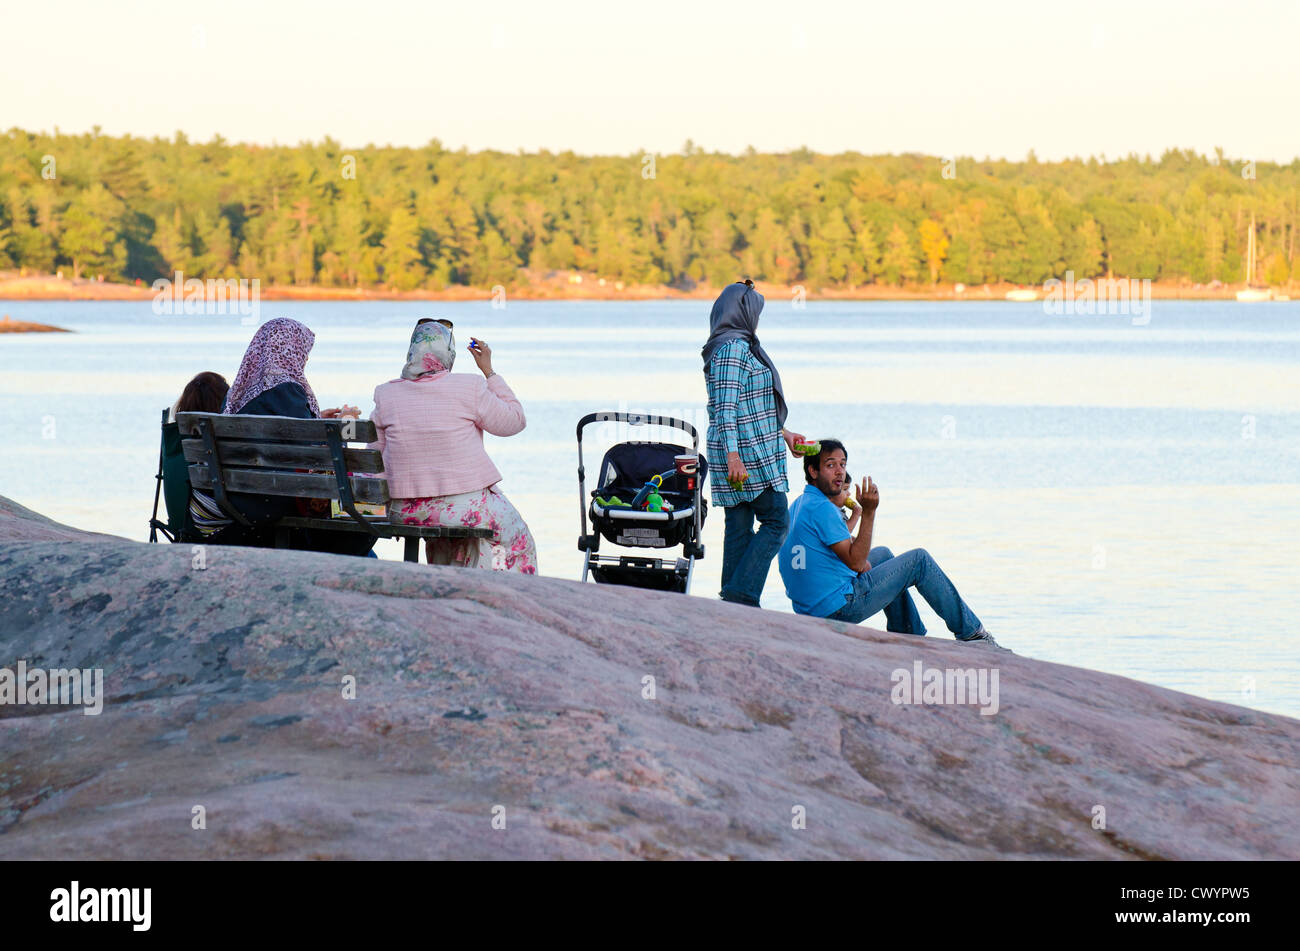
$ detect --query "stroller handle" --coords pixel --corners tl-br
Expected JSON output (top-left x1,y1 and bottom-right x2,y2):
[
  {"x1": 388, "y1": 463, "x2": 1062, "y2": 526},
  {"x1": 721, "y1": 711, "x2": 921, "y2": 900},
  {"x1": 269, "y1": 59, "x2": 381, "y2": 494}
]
[{"x1": 575, "y1": 412, "x2": 698, "y2": 448}]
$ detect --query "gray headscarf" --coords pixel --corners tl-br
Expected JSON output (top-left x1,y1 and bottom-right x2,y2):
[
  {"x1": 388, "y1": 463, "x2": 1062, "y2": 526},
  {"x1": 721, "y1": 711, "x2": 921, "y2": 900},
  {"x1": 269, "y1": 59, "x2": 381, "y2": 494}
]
[{"x1": 701, "y1": 282, "x2": 788, "y2": 427}]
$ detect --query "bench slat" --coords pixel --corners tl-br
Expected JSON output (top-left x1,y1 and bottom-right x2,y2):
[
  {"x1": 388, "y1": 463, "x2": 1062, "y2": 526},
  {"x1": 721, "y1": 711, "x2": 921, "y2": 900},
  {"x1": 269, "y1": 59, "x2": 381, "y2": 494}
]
[
  {"x1": 188, "y1": 466, "x2": 390, "y2": 503},
  {"x1": 177, "y1": 411, "x2": 378, "y2": 443},
  {"x1": 182, "y1": 438, "x2": 382, "y2": 473},
  {"x1": 275, "y1": 517, "x2": 493, "y2": 538}
]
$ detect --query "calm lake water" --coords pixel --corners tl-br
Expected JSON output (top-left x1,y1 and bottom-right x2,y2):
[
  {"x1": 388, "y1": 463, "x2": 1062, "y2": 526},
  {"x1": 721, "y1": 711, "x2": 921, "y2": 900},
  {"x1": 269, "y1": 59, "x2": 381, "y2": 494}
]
[{"x1": 1, "y1": 299, "x2": 1298, "y2": 718}]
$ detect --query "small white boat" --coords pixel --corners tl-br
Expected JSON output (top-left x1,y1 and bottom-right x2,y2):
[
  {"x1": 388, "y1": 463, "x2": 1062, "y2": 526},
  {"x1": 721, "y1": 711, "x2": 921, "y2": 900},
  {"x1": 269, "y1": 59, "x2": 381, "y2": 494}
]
[
  {"x1": 1236, "y1": 213, "x2": 1273, "y2": 301},
  {"x1": 1005, "y1": 288, "x2": 1039, "y2": 302}
]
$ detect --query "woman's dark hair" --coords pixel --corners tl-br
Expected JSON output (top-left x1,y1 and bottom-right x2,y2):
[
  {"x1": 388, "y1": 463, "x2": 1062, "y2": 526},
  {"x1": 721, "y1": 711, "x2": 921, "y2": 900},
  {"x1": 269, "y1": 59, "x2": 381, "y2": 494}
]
[
  {"x1": 803, "y1": 438, "x2": 847, "y2": 483},
  {"x1": 176, "y1": 371, "x2": 230, "y2": 414}
]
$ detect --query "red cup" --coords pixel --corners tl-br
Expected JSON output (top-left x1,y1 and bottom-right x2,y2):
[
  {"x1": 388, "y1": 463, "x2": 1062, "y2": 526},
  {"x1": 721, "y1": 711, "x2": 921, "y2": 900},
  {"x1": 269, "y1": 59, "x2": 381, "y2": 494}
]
[{"x1": 674, "y1": 454, "x2": 698, "y2": 492}]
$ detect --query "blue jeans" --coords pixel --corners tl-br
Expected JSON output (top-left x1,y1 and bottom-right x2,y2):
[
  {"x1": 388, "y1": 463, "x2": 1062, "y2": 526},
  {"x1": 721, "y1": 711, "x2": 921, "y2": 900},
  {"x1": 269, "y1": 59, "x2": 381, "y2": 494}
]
[
  {"x1": 720, "y1": 487, "x2": 788, "y2": 606},
  {"x1": 826, "y1": 545, "x2": 983, "y2": 638}
]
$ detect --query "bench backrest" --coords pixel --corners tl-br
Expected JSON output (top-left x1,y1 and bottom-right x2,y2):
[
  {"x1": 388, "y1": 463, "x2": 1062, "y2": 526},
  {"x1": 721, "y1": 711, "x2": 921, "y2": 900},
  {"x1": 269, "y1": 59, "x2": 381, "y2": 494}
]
[{"x1": 176, "y1": 412, "x2": 386, "y2": 527}]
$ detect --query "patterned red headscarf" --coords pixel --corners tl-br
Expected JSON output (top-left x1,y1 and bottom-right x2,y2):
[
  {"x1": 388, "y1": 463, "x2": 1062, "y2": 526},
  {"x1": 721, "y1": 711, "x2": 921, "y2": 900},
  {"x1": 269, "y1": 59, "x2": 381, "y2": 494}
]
[{"x1": 223, "y1": 318, "x2": 321, "y2": 416}]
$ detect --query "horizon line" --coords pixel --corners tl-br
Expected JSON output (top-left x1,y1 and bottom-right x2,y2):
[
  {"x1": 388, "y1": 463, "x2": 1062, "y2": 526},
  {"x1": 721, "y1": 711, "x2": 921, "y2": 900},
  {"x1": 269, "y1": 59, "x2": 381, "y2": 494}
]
[{"x1": 6, "y1": 126, "x2": 1299, "y2": 167}]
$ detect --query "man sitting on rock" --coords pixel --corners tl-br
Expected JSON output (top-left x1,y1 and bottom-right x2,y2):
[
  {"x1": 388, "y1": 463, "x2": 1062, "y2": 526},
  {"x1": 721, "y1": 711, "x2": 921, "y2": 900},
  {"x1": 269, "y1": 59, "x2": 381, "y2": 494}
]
[{"x1": 776, "y1": 439, "x2": 1008, "y2": 650}]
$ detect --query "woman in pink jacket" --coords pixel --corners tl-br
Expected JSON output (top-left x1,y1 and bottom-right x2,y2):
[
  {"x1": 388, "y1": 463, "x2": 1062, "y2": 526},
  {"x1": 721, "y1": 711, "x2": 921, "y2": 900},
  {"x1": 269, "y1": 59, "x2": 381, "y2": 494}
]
[{"x1": 370, "y1": 319, "x2": 537, "y2": 574}]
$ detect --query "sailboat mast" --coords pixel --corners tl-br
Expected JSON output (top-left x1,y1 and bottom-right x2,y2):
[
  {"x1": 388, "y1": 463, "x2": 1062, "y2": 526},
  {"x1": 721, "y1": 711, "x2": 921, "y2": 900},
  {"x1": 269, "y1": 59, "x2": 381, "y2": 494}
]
[{"x1": 1247, "y1": 212, "x2": 1256, "y2": 284}]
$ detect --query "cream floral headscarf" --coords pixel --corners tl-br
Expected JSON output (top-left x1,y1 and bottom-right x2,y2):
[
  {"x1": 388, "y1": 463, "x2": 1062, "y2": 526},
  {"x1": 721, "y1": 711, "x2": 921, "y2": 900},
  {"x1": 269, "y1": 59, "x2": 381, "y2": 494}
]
[{"x1": 400, "y1": 321, "x2": 456, "y2": 380}]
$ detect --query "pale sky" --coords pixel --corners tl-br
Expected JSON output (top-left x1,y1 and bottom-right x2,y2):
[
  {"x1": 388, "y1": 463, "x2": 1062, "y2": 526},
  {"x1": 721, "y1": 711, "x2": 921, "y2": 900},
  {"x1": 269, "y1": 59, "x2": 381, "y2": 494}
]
[{"x1": 5, "y1": 0, "x2": 1298, "y2": 161}]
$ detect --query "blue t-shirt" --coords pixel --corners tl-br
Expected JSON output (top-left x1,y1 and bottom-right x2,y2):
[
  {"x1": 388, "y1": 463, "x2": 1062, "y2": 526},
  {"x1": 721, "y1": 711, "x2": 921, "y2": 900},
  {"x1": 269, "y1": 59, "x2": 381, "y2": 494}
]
[{"x1": 778, "y1": 484, "x2": 856, "y2": 616}]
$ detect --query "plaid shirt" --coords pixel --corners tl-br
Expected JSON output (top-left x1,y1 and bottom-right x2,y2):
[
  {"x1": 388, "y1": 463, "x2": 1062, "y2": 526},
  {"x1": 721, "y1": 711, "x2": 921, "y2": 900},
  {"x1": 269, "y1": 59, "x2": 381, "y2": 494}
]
[{"x1": 705, "y1": 339, "x2": 788, "y2": 506}]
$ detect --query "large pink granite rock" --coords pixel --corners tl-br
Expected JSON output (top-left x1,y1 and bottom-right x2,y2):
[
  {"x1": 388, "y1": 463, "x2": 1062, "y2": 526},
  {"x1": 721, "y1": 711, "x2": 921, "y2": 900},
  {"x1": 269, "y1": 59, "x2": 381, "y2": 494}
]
[{"x1": 0, "y1": 494, "x2": 1296, "y2": 859}]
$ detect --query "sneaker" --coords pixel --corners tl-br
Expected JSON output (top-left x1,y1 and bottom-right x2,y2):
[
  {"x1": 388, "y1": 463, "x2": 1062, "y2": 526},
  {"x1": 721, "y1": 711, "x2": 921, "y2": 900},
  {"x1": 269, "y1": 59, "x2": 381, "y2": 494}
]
[{"x1": 959, "y1": 629, "x2": 1012, "y2": 653}]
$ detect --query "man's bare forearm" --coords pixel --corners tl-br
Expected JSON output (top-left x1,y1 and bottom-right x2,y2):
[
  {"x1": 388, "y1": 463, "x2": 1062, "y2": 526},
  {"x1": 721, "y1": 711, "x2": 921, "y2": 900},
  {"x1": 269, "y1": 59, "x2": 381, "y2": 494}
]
[{"x1": 851, "y1": 511, "x2": 874, "y2": 572}]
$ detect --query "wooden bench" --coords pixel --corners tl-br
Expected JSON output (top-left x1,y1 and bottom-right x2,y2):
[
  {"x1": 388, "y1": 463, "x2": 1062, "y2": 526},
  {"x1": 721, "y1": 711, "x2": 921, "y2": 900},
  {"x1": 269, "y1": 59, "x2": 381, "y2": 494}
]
[{"x1": 176, "y1": 412, "x2": 492, "y2": 562}]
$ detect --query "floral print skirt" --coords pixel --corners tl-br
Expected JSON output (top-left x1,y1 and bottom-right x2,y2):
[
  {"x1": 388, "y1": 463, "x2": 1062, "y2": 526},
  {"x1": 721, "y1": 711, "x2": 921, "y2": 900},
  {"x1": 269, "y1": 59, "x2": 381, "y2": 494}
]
[{"x1": 391, "y1": 485, "x2": 537, "y2": 574}]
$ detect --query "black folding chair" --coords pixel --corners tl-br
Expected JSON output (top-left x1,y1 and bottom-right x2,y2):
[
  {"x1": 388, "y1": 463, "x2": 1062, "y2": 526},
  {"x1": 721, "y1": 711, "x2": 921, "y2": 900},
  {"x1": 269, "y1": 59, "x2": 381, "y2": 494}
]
[{"x1": 149, "y1": 407, "x2": 176, "y2": 543}]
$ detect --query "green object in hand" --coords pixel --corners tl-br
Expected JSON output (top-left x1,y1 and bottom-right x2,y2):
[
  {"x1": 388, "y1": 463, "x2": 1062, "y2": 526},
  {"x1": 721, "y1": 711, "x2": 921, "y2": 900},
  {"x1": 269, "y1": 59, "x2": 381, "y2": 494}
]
[{"x1": 793, "y1": 439, "x2": 821, "y2": 456}]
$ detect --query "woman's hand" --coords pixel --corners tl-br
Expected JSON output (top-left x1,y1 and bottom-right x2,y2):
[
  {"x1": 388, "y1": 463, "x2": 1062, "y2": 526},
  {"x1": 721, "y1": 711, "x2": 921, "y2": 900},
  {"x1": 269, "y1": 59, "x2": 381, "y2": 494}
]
[
  {"x1": 321, "y1": 404, "x2": 360, "y2": 419},
  {"x1": 726, "y1": 451, "x2": 749, "y2": 488},
  {"x1": 468, "y1": 338, "x2": 494, "y2": 377},
  {"x1": 783, "y1": 429, "x2": 807, "y2": 457}
]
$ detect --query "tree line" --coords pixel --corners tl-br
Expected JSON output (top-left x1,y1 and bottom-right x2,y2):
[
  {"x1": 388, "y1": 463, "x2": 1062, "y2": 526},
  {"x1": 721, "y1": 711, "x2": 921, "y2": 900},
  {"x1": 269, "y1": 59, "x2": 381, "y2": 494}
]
[{"x1": 2, "y1": 128, "x2": 1297, "y2": 290}]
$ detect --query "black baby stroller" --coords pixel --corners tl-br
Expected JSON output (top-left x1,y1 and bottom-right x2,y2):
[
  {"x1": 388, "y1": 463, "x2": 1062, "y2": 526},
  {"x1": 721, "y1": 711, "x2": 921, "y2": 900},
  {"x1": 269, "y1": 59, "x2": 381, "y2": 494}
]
[{"x1": 576, "y1": 412, "x2": 707, "y2": 594}]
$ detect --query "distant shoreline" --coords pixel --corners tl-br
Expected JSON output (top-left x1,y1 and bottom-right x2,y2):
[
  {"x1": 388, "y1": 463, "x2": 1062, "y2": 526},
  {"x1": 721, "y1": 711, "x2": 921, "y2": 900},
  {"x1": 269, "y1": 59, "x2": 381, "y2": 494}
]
[
  {"x1": 0, "y1": 271, "x2": 1290, "y2": 304},
  {"x1": 0, "y1": 315, "x2": 71, "y2": 333}
]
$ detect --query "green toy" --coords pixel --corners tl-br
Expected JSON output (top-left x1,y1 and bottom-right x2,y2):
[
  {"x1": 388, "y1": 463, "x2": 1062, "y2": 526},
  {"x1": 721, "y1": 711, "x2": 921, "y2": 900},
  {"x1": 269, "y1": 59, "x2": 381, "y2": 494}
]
[
  {"x1": 646, "y1": 490, "x2": 664, "y2": 512},
  {"x1": 595, "y1": 495, "x2": 631, "y2": 508}
]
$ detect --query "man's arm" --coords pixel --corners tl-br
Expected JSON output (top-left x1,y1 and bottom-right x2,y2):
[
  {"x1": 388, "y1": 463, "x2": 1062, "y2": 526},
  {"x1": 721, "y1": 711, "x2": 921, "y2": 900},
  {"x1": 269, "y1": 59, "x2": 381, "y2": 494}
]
[{"x1": 830, "y1": 477, "x2": 879, "y2": 573}]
